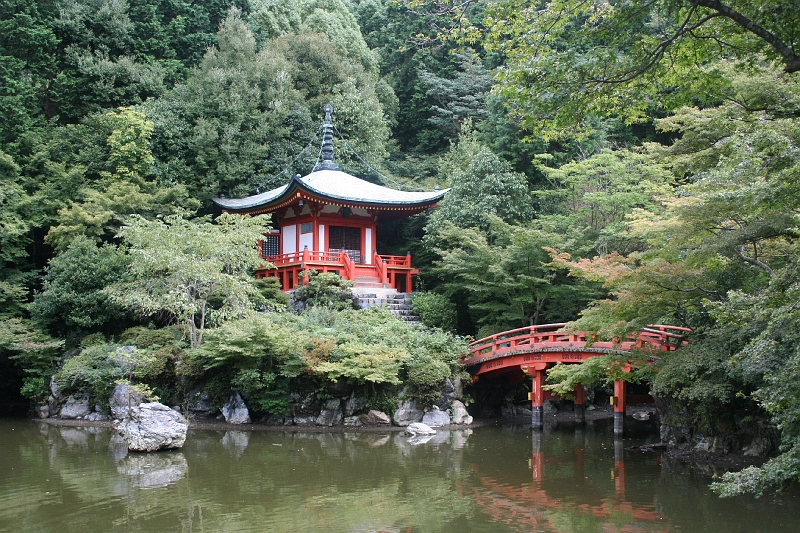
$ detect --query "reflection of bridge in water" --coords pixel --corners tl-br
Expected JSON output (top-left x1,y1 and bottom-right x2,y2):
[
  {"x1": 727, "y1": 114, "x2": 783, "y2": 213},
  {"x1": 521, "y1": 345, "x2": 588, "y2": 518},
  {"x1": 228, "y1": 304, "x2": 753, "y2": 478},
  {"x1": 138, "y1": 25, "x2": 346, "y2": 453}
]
[
  {"x1": 466, "y1": 429, "x2": 672, "y2": 533},
  {"x1": 462, "y1": 324, "x2": 691, "y2": 434}
]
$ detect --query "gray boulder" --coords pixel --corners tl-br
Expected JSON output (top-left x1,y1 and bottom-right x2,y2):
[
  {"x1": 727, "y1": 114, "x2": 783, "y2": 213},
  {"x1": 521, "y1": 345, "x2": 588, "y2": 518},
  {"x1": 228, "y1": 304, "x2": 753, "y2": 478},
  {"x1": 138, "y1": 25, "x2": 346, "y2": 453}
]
[
  {"x1": 422, "y1": 407, "x2": 450, "y2": 428},
  {"x1": 293, "y1": 416, "x2": 317, "y2": 426},
  {"x1": 452, "y1": 377, "x2": 463, "y2": 400},
  {"x1": 451, "y1": 400, "x2": 473, "y2": 425},
  {"x1": 436, "y1": 378, "x2": 456, "y2": 410},
  {"x1": 117, "y1": 402, "x2": 188, "y2": 452},
  {"x1": 406, "y1": 422, "x2": 436, "y2": 435},
  {"x1": 221, "y1": 393, "x2": 251, "y2": 424},
  {"x1": 60, "y1": 394, "x2": 92, "y2": 419},
  {"x1": 393, "y1": 400, "x2": 424, "y2": 426},
  {"x1": 86, "y1": 411, "x2": 109, "y2": 422},
  {"x1": 344, "y1": 416, "x2": 363, "y2": 427},
  {"x1": 109, "y1": 384, "x2": 143, "y2": 420},
  {"x1": 344, "y1": 396, "x2": 363, "y2": 416},
  {"x1": 36, "y1": 405, "x2": 50, "y2": 419},
  {"x1": 359, "y1": 410, "x2": 391, "y2": 426},
  {"x1": 316, "y1": 399, "x2": 343, "y2": 426},
  {"x1": 49, "y1": 376, "x2": 62, "y2": 402}
]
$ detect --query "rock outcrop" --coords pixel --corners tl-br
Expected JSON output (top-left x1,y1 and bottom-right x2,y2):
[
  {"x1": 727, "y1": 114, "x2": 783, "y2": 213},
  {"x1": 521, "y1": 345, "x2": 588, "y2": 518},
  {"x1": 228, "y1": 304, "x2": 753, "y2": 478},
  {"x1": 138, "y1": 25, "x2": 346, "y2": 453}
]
[
  {"x1": 405, "y1": 422, "x2": 436, "y2": 435},
  {"x1": 221, "y1": 392, "x2": 251, "y2": 424},
  {"x1": 422, "y1": 407, "x2": 450, "y2": 427},
  {"x1": 316, "y1": 399, "x2": 343, "y2": 426},
  {"x1": 60, "y1": 394, "x2": 92, "y2": 419},
  {"x1": 359, "y1": 410, "x2": 391, "y2": 426},
  {"x1": 393, "y1": 399, "x2": 424, "y2": 426},
  {"x1": 117, "y1": 402, "x2": 188, "y2": 452},
  {"x1": 451, "y1": 400, "x2": 473, "y2": 425},
  {"x1": 109, "y1": 384, "x2": 143, "y2": 421}
]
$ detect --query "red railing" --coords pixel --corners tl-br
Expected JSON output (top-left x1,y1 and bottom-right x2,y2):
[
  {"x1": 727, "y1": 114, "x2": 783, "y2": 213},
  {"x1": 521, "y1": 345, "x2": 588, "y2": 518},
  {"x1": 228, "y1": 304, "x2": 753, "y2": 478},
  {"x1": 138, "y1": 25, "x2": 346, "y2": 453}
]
[
  {"x1": 264, "y1": 250, "x2": 344, "y2": 266},
  {"x1": 258, "y1": 249, "x2": 417, "y2": 291},
  {"x1": 463, "y1": 323, "x2": 690, "y2": 367},
  {"x1": 376, "y1": 253, "x2": 412, "y2": 267},
  {"x1": 341, "y1": 251, "x2": 355, "y2": 280}
]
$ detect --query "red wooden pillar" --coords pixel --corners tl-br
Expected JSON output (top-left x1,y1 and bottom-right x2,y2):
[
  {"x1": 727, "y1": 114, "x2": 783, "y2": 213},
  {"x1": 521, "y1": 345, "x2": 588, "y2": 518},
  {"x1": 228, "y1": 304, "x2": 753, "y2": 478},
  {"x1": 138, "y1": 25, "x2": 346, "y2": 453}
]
[
  {"x1": 530, "y1": 366, "x2": 545, "y2": 429},
  {"x1": 613, "y1": 379, "x2": 626, "y2": 436}
]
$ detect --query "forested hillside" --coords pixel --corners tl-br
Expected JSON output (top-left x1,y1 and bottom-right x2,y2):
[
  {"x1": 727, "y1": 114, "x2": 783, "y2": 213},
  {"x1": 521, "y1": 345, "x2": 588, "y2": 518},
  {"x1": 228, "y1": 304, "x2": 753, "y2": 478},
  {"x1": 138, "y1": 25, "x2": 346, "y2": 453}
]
[{"x1": 1, "y1": 0, "x2": 798, "y2": 496}]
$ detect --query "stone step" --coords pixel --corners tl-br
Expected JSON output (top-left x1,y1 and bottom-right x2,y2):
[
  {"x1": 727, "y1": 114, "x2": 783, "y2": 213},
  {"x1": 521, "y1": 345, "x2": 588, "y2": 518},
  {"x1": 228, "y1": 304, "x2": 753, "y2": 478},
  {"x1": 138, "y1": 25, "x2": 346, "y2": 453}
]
[{"x1": 351, "y1": 291, "x2": 419, "y2": 323}]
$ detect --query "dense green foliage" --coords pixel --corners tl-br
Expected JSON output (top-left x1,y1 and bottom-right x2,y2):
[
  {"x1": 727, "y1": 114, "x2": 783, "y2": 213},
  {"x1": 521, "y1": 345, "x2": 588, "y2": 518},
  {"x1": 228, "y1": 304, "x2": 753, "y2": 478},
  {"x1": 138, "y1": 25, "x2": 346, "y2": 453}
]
[{"x1": 0, "y1": 0, "x2": 798, "y2": 498}]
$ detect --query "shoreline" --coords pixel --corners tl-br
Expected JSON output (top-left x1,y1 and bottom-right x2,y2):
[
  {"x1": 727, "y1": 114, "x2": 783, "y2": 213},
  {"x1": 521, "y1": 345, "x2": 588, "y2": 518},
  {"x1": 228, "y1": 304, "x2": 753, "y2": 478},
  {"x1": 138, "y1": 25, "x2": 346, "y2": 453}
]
[
  {"x1": 29, "y1": 402, "x2": 633, "y2": 433},
  {"x1": 29, "y1": 405, "x2": 767, "y2": 471}
]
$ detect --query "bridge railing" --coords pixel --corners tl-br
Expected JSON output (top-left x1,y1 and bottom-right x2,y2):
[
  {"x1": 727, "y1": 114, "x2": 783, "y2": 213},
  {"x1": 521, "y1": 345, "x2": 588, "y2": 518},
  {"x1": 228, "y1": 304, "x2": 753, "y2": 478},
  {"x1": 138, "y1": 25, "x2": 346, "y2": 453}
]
[{"x1": 464, "y1": 323, "x2": 690, "y2": 366}]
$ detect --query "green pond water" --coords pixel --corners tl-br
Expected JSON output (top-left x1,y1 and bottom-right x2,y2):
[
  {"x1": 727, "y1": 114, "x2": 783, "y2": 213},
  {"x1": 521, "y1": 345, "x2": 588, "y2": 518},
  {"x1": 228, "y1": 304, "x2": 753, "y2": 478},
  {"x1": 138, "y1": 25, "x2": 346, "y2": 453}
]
[{"x1": 0, "y1": 417, "x2": 797, "y2": 533}]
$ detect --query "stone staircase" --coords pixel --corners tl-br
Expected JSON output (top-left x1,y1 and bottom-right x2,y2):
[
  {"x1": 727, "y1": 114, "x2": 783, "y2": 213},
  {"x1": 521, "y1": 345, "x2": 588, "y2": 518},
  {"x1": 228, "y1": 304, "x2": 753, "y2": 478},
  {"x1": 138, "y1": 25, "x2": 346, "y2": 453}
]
[
  {"x1": 352, "y1": 289, "x2": 419, "y2": 325},
  {"x1": 353, "y1": 275, "x2": 386, "y2": 290}
]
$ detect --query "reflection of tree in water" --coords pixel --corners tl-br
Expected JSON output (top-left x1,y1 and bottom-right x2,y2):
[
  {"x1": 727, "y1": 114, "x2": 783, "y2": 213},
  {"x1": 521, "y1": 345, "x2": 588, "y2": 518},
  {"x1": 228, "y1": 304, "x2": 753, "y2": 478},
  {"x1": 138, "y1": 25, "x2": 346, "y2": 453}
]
[{"x1": 6, "y1": 423, "x2": 480, "y2": 533}]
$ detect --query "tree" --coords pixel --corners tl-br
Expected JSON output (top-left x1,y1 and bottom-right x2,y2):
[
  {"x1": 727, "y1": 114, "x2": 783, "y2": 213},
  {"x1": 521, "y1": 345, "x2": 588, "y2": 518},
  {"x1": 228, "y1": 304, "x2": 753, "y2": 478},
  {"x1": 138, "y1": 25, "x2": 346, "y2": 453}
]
[
  {"x1": 431, "y1": 216, "x2": 599, "y2": 335},
  {"x1": 547, "y1": 69, "x2": 800, "y2": 495},
  {"x1": 418, "y1": 52, "x2": 492, "y2": 138},
  {"x1": 44, "y1": 107, "x2": 199, "y2": 250},
  {"x1": 29, "y1": 236, "x2": 131, "y2": 334},
  {"x1": 424, "y1": 126, "x2": 534, "y2": 239},
  {"x1": 142, "y1": 7, "x2": 392, "y2": 199},
  {"x1": 111, "y1": 213, "x2": 272, "y2": 348},
  {"x1": 0, "y1": 149, "x2": 33, "y2": 318},
  {"x1": 448, "y1": 0, "x2": 800, "y2": 138},
  {"x1": 538, "y1": 148, "x2": 675, "y2": 254}
]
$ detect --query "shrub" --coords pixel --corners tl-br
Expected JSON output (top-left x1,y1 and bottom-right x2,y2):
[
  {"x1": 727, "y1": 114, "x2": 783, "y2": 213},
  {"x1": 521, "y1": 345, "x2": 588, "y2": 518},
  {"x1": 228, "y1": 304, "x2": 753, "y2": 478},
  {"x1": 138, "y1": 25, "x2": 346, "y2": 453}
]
[
  {"x1": 293, "y1": 270, "x2": 355, "y2": 311},
  {"x1": 411, "y1": 292, "x2": 457, "y2": 332}
]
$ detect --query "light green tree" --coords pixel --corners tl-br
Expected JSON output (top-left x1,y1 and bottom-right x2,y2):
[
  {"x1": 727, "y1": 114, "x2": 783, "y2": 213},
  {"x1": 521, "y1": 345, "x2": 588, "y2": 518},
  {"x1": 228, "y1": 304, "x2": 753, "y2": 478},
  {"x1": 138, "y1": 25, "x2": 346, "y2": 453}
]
[
  {"x1": 111, "y1": 213, "x2": 272, "y2": 348},
  {"x1": 538, "y1": 148, "x2": 675, "y2": 254},
  {"x1": 425, "y1": 126, "x2": 534, "y2": 239}
]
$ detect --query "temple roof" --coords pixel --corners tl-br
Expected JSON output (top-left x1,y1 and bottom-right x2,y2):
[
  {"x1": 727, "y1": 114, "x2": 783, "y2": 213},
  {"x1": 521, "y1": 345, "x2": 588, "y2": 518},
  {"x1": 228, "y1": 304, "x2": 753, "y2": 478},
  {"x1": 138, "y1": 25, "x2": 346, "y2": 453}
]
[
  {"x1": 213, "y1": 105, "x2": 447, "y2": 214},
  {"x1": 213, "y1": 169, "x2": 448, "y2": 213}
]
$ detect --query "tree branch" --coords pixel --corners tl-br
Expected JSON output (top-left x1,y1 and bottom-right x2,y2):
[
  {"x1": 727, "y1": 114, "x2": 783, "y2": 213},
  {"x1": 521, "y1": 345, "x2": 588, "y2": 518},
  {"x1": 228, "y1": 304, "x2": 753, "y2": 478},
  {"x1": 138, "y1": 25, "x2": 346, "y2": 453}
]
[
  {"x1": 735, "y1": 244, "x2": 775, "y2": 278},
  {"x1": 691, "y1": 0, "x2": 800, "y2": 73}
]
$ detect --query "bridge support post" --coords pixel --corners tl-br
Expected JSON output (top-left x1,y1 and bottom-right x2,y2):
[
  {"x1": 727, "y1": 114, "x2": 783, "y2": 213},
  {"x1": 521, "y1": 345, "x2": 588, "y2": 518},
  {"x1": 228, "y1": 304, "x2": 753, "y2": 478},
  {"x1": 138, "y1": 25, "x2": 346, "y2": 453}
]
[
  {"x1": 531, "y1": 369, "x2": 545, "y2": 429},
  {"x1": 613, "y1": 379, "x2": 626, "y2": 436},
  {"x1": 573, "y1": 384, "x2": 585, "y2": 424}
]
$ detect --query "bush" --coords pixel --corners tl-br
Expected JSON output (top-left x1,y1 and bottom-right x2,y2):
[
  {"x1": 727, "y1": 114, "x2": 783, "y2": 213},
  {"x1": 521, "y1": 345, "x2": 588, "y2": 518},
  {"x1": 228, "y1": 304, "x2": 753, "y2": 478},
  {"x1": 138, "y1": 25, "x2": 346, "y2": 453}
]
[
  {"x1": 251, "y1": 277, "x2": 289, "y2": 311},
  {"x1": 56, "y1": 337, "x2": 181, "y2": 406},
  {"x1": 411, "y1": 292, "x2": 457, "y2": 332},
  {"x1": 293, "y1": 270, "x2": 355, "y2": 311}
]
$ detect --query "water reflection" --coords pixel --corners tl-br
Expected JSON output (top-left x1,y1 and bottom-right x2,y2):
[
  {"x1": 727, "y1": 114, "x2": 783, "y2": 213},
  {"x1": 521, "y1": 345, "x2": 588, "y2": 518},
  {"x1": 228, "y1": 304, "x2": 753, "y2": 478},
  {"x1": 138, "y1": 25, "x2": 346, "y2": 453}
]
[
  {"x1": 221, "y1": 430, "x2": 250, "y2": 457},
  {"x1": 472, "y1": 426, "x2": 669, "y2": 533},
  {"x1": 1, "y1": 420, "x2": 797, "y2": 533},
  {"x1": 117, "y1": 453, "x2": 188, "y2": 489}
]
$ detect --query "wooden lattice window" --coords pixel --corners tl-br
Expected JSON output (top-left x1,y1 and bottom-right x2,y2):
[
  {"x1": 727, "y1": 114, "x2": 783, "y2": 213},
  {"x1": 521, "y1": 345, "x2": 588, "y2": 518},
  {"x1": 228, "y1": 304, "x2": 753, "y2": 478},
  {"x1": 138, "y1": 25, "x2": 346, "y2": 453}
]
[{"x1": 261, "y1": 234, "x2": 280, "y2": 257}]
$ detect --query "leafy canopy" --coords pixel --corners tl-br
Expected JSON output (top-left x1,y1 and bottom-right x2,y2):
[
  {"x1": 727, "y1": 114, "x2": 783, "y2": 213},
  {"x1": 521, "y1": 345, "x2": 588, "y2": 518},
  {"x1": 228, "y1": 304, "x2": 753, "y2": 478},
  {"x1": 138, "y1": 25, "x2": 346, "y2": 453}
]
[{"x1": 111, "y1": 212, "x2": 272, "y2": 348}]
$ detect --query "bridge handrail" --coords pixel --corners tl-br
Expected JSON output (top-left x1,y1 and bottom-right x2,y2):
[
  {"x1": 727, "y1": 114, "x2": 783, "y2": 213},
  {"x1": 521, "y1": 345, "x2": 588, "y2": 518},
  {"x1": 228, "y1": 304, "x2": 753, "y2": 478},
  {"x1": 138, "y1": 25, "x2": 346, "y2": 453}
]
[{"x1": 464, "y1": 323, "x2": 690, "y2": 365}]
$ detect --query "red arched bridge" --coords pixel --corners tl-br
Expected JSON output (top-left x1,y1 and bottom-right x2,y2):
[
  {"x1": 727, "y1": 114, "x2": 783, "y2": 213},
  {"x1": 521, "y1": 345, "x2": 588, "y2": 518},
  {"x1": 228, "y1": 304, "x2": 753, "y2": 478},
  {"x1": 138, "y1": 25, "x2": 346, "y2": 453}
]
[{"x1": 461, "y1": 323, "x2": 691, "y2": 434}]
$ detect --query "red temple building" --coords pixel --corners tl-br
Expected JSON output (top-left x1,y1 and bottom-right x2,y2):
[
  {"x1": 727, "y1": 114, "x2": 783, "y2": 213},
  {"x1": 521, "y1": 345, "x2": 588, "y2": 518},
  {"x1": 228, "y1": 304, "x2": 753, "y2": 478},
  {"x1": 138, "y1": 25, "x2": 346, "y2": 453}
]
[{"x1": 213, "y1": 105, "x2": 448, "y2": 293}]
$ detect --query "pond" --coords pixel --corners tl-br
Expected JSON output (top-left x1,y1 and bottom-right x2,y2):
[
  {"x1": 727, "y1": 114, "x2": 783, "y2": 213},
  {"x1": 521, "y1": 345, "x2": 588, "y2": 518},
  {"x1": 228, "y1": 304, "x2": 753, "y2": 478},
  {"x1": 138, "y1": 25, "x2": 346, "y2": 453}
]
[{"x1": 0, "y1": 417, "x2": 797, "y2": 533}]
